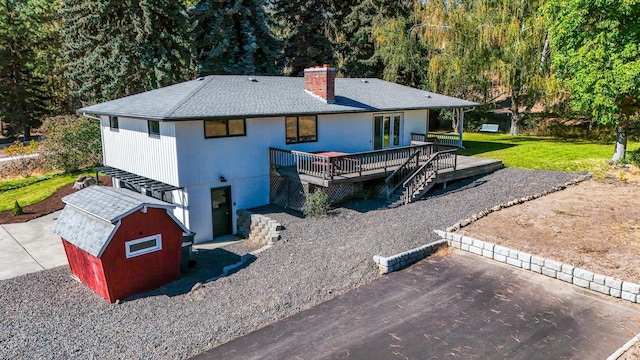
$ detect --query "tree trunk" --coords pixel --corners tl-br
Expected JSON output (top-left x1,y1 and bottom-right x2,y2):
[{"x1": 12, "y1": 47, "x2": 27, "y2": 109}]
[
  {"x1": 510, "y1": 113, "x2": 520, "y2": 135},
  {"x1": 23, "y1": 125, "x2": 31, "y2": 141},
  {"x1": 509, "y1": 91, "x2": 520, "y2": 135},
  {"x1": 612, "y1": 125, "x2": 627, "y2": 162}
]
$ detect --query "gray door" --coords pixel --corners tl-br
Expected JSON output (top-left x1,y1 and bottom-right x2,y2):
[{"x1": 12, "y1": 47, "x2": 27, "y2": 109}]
[{"x1": 211, "y1": 186, "x2": 232, "y2": 238}]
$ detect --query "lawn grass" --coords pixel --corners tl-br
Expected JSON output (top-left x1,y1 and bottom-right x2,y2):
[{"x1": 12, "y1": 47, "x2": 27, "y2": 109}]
[
  {"x1": 0, "y1": 172, "x2": 82, "y2": 212},
  {"x1": 459, "y1": 133, "x2": 640, "y2": 173}
]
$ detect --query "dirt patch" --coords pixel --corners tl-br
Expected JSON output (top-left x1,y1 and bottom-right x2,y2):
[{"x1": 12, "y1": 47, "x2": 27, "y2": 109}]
[
  {"x1": 0, "y1": 176, "x2": 112, "y2": 225},
  {"x1": 456, "y1": 178, "x2": 640, "y2": 283}
]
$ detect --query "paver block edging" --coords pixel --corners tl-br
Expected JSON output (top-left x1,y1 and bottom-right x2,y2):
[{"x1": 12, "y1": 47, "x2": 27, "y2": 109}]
[
  {"x1": 435, "y1": 230, "x2": 636, "y2": 304},
  {"x1": 373, "y1": 239, "x2": 448, "y2": 274}
]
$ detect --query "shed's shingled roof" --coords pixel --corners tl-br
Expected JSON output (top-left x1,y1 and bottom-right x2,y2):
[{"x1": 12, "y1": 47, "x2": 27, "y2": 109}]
[
  {"x1": 52, "y1": 186, "x2": 185, "y2": 257},
  {"x1": 78, "y1": 76, "x2": 478, "y2": 120}
]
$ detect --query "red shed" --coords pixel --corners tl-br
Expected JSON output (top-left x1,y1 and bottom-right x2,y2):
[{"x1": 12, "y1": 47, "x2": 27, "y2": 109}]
[{"x1": 52, "y1": 186, "x2": 189, "y2": 303}]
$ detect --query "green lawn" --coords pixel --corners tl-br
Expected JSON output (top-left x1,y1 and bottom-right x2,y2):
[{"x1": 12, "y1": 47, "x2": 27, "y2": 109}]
[
  {"x1": 459, "y1": 133, "x2": 640, "y2": 172},
  {"x1": 0, "y1": 172, "x2": 82, "y2": 212}
]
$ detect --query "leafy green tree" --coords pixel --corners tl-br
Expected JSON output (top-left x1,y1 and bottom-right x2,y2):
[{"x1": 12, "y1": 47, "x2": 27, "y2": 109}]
[
  {"x1": 40, "y1": 115, "x2": 102, "y2": 172},
  {"x1": 0, "y1": 0, "x2": 53, "y2": 139},
  {"x1": 545, "y1": 0, "x2": 640, "y2": 161},
  {"x1": 336, "y1": 0, "x2": 413, "y2": 78},
  {"x1": 61, "y1": 0, "x2": 195, "y2": 105},
  {"x1": 192, "y1": 0, "x2": 281, "y2": 75},
  {"x1": 371, "y1": 13, "x2": 430, "y2": 89},
  {"x1": 419, "y1": 0, "x2": 550, "y2": 135}
]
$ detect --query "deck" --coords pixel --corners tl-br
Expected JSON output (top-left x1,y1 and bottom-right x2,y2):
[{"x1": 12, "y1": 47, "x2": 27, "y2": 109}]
[{"x1": 270, "y1": 145, "x2": 503, "y2": 187}]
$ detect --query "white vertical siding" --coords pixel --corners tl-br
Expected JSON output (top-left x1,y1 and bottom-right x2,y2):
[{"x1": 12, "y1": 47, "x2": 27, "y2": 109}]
[{"x1": 101, "y1": 116, "x2": 179, "y2": 186}]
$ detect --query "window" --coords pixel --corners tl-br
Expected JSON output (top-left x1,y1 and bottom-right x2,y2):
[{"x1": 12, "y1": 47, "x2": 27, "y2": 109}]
[
  {"x1": 125, "y1": 234, "x2": 162, "y2": 258},
  {"x1": 204, "y1": 119, "x2": 246, "y2": 138},
  {"x1": 286, "y1": 115, "x2": 317, "y2": 144},
  {"x1": 148, "y1": 120, "x2": 160, "y2": 137},
  {"x1": 109, "y1": 116, "x2": 119, "y2": 130}
]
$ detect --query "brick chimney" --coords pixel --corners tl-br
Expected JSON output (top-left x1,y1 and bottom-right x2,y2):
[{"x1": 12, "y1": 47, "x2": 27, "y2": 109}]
[{"x1": 304, "y1": 64, "x2": 335, "y2": 103}]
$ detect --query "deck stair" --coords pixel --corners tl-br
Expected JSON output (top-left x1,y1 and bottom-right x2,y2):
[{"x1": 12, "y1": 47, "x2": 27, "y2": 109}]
[{"x1": 385, "y1": 149, "x2": 457, "y2": 208}]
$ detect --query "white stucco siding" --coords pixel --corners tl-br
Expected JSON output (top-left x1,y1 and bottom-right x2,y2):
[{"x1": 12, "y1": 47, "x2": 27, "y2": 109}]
[
  {"x1": 181, "y1": 176, "x2": 269, "y2": 242},
  {"x1": 101, "y1": 116, "x2": 180, "y2": 186},
  {"x1": 403, "y1": 109, "x2": 429, "y2": 140}
]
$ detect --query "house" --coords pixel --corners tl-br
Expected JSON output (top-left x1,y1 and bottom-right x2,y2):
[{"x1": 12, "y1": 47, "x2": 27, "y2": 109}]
[
  {"x1": 79, "y1": 65, "x2": 479, "y2": 243},
  {"x1": 52, "y1": 186, "x2": 189, "y2": 303}
]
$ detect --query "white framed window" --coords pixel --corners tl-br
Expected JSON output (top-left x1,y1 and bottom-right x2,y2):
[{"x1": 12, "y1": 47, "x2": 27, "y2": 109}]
[{"x1": 125, "y1": 234, "x2": 162, "y2": 258}]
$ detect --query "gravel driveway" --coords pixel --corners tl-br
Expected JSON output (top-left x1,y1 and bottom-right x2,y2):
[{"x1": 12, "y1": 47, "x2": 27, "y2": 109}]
[{"x1": 0, "y1": 168, "x2": 578, "y2": 359}]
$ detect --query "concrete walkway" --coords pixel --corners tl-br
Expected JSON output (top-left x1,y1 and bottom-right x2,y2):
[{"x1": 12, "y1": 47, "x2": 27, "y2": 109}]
[{"x1": 0, "y1": 211, "x2": 67, "y2": 280}]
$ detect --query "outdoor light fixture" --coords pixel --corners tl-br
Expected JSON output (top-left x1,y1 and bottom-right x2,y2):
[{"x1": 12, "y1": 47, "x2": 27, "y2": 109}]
[{"x1": 219, "y1": 176, "x2": 227, "y2": 183}]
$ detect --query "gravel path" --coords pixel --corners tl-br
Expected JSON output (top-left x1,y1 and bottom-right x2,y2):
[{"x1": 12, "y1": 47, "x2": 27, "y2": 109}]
[{"x1": 0, "y1": 168, "x2": 578, "y2": 359}]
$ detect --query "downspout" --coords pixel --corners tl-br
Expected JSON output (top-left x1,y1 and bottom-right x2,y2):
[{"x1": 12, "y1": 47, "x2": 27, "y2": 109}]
[{"x1": 82, "y1": 113, "x2": 108, "y2": 178}]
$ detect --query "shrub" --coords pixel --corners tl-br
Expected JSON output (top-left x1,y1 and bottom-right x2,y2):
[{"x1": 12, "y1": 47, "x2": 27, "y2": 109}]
[
  {"x1": 302, "y1": 188, "x2": 330, "y2": 217},
  {"x1": 2, "y1": 140, "x2": 43, "y2": 178},
  {"x1": 12, "y1": 200, "x2": 24, "y2": 216},
  {"x1": 628, "y1": 149, "x2": 640, "y2": 166},
  {"x1": 40, "y1": 115, "x2": 102, "y2": 173}
]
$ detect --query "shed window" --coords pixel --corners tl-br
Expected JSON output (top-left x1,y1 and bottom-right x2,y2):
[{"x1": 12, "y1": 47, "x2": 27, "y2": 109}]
[
  {"x1": 109, "y1": 116, "x2": 119, "y2": 130},
  {"x1": 204, "y1": 119, "x2": 246, "y2": 138},
  {"x1": 125, "y1": 234, "x2": 162, "y2": 258},
  {"x1": 286, "y1": 115, "x2": 317, "y2": 144},
  {"x1": 148, "y1": 120, "x2": 160, "y2": 137}
]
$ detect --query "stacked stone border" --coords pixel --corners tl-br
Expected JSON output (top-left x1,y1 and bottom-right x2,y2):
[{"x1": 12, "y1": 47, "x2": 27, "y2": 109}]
[
  {"x1": 237, "y1": 209, "x2": 283, "y2": 245},
  {"x1": 373, "y1": 239, "x2": 448, "y2": 274},
  {"x1": 445, "y1": 174, "x2": 591, "y2": 233},
  {"x1": 436, "y1": 230, "x2": 640, "y2": 304}
]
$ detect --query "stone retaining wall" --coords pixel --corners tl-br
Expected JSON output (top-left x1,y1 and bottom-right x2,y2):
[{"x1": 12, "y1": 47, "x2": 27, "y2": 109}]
[
  {"x1": 373, "y1": 240, "x2": 448, "y2": 274},
  {"x1": 237, "y1": 210, "x2": 283, "y2": 246},
  {"x1": 436, "y1": 230, "x2": 640, "y2": 304}
]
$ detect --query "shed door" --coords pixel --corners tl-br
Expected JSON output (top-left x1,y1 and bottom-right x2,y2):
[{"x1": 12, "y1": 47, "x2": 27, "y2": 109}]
[{"x1": 211, "y1": 186, "x2": 232, "y2": 238}]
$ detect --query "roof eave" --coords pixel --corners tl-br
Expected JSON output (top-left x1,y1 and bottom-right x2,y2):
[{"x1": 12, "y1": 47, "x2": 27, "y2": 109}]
[{"x1": 78, "y1": 103, "x2": 480, "y2": 122}]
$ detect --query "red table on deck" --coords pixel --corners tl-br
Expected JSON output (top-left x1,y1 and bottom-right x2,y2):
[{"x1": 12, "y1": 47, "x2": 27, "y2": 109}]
[
  {"x1": 317, "y1": 151, "x2": 348, "y2": 157},
  {"x1": 314, "y1": 152, "x2": 350, "y2": 175}
]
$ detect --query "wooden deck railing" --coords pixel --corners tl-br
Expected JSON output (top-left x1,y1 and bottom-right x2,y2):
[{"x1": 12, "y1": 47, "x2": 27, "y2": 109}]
[
  {"x1": 384, "y1": 150, "x2": 422, "y2": 197},
  {"x1": 401, "y1": 148, "x2": 458, "y2": 204},
  {"x1": 270, "y1": 143, "x2": 438, "y2": 181},
  {"x1": 411, "y1": 132, "x2": 462, "y2": 147}
]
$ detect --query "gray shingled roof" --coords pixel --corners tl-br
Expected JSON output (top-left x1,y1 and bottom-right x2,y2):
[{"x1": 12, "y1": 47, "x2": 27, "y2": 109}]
[
  {"x1": 78, "y1": 76, "x2": 479, "y2": 120},
  {"x1": 52, "y1": 186, "x2": 187, "y2": 257},
  {"x1": 52, "y1": 205, "x2": 116, "y2": 257}
]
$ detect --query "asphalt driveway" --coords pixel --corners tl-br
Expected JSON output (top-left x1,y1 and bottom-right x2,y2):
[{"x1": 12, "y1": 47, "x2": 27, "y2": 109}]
[{"x1": 194, "y1": 251, "x2": 640, "y2": 359}]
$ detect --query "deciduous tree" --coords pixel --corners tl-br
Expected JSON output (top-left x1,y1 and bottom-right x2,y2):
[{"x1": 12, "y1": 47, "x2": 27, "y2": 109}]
[
  {"x1": 419, "y1": 0, "x2": 550, "y2": 135},
  {"x1": 544, "y1": 0, "x2": 640, "y2": 161},
  {"x1": 40, "y1": 115, "x2": 102, "y2": 173}
]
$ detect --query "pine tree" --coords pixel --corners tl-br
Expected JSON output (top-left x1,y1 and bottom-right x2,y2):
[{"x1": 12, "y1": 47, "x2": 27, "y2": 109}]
[
  {"x1": 192, "y1": 0, "x2": 281, "y2": 76},
  {"x1": 0, "y1": 0, "x2": 51, "y2": 139},
  {"x1": 61, "y1": 0, "x2": 195, "y2": 105},
  {"x1": 336, "y1": 0, "x2": 412, "y2": 78},
  {"x1": 268, "y1": 0, "x2": 340, "y2": 76}
]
